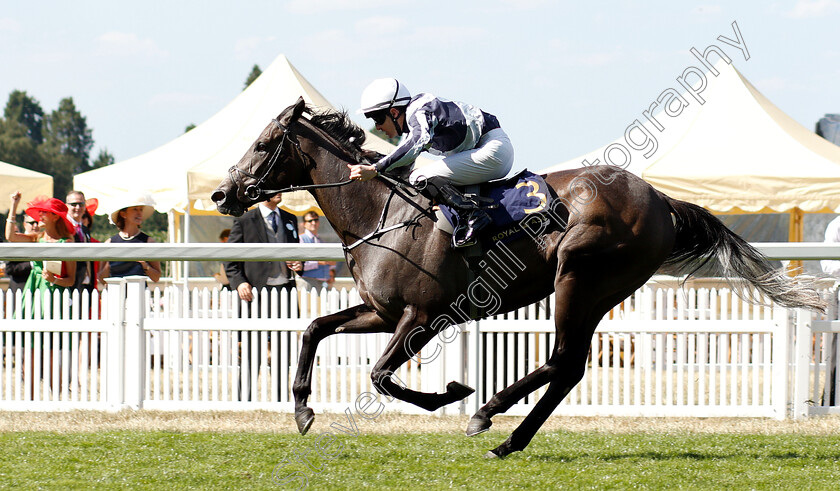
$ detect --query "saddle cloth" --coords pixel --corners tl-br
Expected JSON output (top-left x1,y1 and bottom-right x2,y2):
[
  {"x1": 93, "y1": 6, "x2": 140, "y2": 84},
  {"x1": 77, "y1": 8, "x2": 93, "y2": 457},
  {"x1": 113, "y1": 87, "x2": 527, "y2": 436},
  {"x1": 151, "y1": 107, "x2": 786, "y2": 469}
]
[{"x1": 437, "y1": 169, "x2": 554, "y2": 244}]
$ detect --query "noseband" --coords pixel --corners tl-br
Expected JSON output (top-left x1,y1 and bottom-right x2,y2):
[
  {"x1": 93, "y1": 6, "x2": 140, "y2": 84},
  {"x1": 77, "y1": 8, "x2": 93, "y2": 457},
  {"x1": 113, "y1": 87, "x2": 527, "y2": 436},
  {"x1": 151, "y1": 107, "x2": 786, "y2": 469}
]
[{"x1": 227, "y1": 119, "x2": 296, "y2": 200}]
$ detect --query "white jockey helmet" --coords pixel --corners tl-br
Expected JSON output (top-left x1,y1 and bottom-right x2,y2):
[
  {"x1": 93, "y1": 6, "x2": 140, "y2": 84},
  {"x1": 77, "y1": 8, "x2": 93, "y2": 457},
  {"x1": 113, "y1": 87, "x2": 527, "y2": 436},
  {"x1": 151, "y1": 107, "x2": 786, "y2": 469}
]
[{"x1": 358, "y1": 78, "x2": 411, "y2": 115}]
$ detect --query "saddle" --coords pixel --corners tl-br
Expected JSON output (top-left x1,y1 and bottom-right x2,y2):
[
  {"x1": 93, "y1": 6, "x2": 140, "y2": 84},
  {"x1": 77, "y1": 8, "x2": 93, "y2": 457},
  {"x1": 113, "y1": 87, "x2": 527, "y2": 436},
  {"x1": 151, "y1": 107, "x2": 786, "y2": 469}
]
[{"x1": 435, "y1": 169, "x2": 556, "y2": 245}]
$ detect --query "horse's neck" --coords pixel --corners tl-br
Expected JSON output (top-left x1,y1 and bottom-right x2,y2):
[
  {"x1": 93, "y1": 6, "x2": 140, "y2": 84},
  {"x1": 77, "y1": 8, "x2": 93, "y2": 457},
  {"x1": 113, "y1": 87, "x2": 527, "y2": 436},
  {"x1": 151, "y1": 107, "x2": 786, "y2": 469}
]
[
  {"x1": 299, "y1": 125, "x2": 422, "y2": 247},
  {"x1": 312, "y1": 177, "x2": 396, "y2": 245}
]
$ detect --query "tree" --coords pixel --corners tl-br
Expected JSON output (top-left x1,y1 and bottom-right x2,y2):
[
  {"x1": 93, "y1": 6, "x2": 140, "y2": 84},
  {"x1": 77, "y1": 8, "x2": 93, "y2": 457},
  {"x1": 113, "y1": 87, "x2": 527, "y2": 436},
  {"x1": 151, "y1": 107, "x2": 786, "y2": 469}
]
[
  {"x1": 44, "y1": 97, "x2": 93, "y2": 164},
  {"x1": 185, "y1": 123, "x2": 196, "y2": 133},
  {"x1": 90, "y1": 148, "x2": 115, "y2": 169},
  {"x1": 4, "y1": 90, "x2": 45, "y2": 144},
  {"x1": 0, "y1": 118, "x2": 46, "y2": 171},
  {"x1": 244, "y1": 64, "x2": 262, "y2": 90},
  {"x1": 0, "y1": 91, "x2": 107, "y2": 199},
  {"x1": 41, "y1": 97, "x2": 94, "y2": 198}
]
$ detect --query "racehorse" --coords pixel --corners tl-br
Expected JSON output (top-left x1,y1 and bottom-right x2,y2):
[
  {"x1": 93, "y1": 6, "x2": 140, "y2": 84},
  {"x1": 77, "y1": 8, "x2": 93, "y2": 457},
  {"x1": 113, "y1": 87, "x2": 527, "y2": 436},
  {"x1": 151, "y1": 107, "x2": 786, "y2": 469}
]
[{"x1": 212, "y1": 97, "x2": 825, "y2": 458}]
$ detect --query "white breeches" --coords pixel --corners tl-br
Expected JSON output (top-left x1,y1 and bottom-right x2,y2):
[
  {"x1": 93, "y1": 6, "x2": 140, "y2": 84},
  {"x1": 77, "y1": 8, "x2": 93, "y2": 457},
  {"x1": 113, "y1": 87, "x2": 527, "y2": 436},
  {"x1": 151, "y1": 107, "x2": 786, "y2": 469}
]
[{"x1": 409, "y1": 128, "x2": 514, "y2": 186}]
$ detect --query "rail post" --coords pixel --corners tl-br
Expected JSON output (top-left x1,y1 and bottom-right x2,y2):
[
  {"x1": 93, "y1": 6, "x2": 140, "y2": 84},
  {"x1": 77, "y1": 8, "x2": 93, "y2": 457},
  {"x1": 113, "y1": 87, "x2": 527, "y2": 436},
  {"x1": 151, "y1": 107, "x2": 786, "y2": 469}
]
[
  {"x1": 105, "y1": 278, "x2": 125, "y2": 410},
  {"x1": 793, "y1": 308, "x2": 812, "y2": 419},
  {"x1": 123, "y1": 276, "x2": 147, "y2": 409},
  {"x1": 771, "y1": 305, "x2": 790, "y2": 419}
]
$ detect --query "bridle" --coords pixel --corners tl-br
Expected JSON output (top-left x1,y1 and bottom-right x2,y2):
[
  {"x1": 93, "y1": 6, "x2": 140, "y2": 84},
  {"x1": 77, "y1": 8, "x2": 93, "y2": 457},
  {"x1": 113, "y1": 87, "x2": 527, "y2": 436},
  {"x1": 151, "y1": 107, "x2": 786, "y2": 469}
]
[
  {"x1": 227, "y1": 112, "x2": 435, "y2": 251},
  {"x1": 227, "y1": 118, "x2": 355, "y2": 201}
]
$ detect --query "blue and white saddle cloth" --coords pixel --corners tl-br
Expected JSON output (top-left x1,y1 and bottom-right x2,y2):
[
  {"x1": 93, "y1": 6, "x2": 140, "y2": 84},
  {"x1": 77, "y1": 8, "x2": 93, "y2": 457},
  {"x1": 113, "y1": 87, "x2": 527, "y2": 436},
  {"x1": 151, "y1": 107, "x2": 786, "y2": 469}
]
[{"x1": 437, "y1": 170, "x2": 554, "y2": 244}]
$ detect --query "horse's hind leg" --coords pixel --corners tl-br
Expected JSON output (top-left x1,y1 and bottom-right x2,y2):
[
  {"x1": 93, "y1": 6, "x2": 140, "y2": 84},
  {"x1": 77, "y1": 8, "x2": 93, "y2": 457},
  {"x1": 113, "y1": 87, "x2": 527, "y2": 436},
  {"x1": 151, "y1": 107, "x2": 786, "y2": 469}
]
[
  {"x1": 369, "y1": 305, "x2": 475, "y2": 411},
  {"x1": 472, "y1": 275, "x2": 602, "y2": 458},
  {"x1": 292, "y1": 305, "x2": 393, "y2": 434},
  {"x1": 485, "y1": 345, "x2": 592, "y2": 458}
]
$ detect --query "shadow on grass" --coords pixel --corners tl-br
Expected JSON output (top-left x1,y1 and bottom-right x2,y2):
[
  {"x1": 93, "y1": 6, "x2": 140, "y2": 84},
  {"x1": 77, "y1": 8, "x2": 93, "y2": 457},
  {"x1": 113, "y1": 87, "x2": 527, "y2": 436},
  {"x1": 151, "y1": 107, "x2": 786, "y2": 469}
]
[{"x1": 521, "y1": 450, "x2": 838, "y2": 463}]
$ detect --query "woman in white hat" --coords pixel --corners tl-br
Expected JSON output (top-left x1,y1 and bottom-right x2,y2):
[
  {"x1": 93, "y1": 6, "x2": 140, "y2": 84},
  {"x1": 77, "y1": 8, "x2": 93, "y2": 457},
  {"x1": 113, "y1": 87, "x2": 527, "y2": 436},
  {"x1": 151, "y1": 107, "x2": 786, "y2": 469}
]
[{"x1": 97, "y1": 192, "x2": 161, "y2": 283}]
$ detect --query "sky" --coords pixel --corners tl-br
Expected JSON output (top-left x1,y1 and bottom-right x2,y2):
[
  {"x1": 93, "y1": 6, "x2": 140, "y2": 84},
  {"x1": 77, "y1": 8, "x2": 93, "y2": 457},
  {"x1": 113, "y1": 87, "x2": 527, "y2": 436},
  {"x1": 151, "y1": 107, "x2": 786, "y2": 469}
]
[{"x1": 1, "y1": 0, "x2": 839, "y2": 177}]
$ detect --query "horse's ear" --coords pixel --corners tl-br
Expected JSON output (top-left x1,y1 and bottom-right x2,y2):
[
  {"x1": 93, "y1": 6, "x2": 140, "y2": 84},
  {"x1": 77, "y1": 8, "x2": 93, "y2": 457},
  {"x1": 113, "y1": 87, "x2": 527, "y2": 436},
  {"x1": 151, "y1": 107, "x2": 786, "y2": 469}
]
[
  {"x1": 290, "y1": 96, "x2": 306, "y2": 121},
  {"x1": 279, "y1": 96, "x2": 307, "y2": 126}
]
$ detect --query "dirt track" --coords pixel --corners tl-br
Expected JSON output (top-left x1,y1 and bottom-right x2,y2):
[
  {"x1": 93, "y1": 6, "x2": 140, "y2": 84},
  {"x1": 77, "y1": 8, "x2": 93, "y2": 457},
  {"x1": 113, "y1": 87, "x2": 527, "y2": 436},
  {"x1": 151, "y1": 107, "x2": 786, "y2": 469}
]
[{"x1": 1, "y1": 410, "x2": 839, "y2": 435}]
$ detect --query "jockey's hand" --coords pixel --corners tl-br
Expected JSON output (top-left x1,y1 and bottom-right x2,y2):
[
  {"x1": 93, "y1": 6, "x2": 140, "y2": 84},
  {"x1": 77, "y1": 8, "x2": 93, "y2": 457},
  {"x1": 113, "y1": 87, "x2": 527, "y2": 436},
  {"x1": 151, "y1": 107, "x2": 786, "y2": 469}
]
[{"x1": 347, "y1": 163, "x2": 378, "y2": 182}]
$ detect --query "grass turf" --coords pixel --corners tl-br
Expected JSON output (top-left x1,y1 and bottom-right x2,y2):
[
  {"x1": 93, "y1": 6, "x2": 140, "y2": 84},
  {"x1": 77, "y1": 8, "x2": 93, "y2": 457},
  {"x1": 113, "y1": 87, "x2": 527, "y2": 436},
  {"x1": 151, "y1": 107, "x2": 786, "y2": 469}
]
[{"x1": 0, "y1": 431, "x2": 838, "y2": 490}]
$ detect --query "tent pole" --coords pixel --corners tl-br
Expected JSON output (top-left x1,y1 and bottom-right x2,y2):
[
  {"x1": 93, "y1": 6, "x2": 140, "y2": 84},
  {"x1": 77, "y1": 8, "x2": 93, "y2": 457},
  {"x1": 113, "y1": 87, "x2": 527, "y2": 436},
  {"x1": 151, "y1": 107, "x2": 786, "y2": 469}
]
[
  {"x1": 167, "y1": 210, "x2": 175, "y2": 281},
  {"x1": 788, "y1": 208, "x2": 804, "y2": 275},
  {"x1": 184, "y1": 199, "x2": 191, "y2": 292},
  {"x1": 173, "y1": 212, "x2": 181, "y2": 281}
]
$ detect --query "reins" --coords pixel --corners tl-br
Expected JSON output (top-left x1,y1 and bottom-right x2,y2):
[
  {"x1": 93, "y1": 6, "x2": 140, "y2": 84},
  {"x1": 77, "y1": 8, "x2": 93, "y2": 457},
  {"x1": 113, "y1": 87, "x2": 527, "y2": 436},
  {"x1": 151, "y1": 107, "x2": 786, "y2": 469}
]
[
  {"x1": 229, "y1": 118, "x2": 358, "y2": 199},
  {"x1": 229, "y1": 113, "x2": 435, "y2": 251},
  {"x1": 343, "y1": 186, "x2": 428, "y2": 251}
]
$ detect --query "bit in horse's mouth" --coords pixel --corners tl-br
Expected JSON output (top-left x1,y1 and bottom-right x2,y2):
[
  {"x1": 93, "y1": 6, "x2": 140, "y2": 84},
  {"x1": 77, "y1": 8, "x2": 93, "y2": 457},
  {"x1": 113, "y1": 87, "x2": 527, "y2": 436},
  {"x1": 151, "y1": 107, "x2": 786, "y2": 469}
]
[{"x1": 212, "y1": 191, "x2": 246, "y2": 217}]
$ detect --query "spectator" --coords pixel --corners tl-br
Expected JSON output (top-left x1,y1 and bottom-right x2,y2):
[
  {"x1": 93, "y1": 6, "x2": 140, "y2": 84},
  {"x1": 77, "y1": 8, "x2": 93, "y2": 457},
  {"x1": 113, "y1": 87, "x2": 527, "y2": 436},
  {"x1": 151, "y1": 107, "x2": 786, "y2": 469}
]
[
  {"x1": 3, "y1": 213, "x2": 40, "y2": 299},
  {"x1": 224, "y1": 193, "x2": 302, "y2": 401},
  {"x1": 213, "y1": 228, "x2": 231, "y2": 289},
  {"x1": 5, "y1": 192, "x2": 77, "y2": 397},
  {"x1": 64, "y1": 190, "x2": 95, "y2": 295},
  {"x1": 97, "y1": 192, "x2": 162, "y2": 283},
  {"x1": 79, "y1": 203, "x2": 104, "y2": 367},
  {"x1": 5, "y1": 192, "x2": 77, "y2": 301},
  {"x1": 80, "y1": 201, "x2": 101, "y2": 290},
  {"x1": 297, "y1": 211, "x2": 336, "y2": 292},
  {"x1": 225, "y1": 194, "x2": 302, "y2": 307}
]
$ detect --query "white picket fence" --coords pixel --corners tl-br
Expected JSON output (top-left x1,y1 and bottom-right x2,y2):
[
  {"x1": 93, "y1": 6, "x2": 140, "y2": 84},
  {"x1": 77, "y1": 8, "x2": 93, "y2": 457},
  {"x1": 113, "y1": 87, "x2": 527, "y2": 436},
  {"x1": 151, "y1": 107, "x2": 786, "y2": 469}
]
[
  {"x1": 1, "y1": 276, "x2": 838, "y2": 419},
  {"x1": 0, "y1": 287, "x2": 111, "y2": 410}
]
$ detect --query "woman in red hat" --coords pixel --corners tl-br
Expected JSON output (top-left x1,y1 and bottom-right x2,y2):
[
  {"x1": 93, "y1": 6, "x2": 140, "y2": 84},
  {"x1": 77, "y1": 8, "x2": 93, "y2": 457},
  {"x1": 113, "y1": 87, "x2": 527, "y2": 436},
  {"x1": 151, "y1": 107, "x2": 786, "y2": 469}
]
[
  {"x1": 6, "y1": 191, "x2": 79, "y2": 397},
  {"x1": 5, "y1": 191, "x2": 77, "y2": 300}
]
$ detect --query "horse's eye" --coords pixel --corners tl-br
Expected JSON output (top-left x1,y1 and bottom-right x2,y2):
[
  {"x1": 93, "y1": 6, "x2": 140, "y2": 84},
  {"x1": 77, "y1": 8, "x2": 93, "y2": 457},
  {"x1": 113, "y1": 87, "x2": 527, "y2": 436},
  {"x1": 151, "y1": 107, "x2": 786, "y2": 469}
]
[{"x1": 255, "y1": 142, "x2": 267, "y2": 153}]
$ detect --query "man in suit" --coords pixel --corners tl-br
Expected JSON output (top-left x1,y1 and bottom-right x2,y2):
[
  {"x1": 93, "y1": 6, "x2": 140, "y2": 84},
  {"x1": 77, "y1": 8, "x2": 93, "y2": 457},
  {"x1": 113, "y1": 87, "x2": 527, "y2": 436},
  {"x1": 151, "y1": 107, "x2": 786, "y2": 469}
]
[
  {"x1": 65, "y1": 190, "x2": 95, "y2": 295},
  {"x1": 224, "y1": 193, "x2": 302, "y2": 401}
]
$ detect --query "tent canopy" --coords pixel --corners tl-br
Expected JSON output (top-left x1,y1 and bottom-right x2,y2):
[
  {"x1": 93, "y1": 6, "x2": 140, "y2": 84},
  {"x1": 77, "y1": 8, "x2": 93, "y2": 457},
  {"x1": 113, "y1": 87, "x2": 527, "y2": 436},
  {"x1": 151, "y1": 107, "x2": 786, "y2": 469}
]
[
  {"x1": 0, "y1": 160, "x2": 53, "y2": 214},
  {"x1": 539, "y1": 59, "x2": 840, "y2": 214},
  {"x1": 74, "y1": 55, "x2": 331, "y2": 217},
  {"x1": 75, "y1": 54, "x2": 424, "y2": 218}
]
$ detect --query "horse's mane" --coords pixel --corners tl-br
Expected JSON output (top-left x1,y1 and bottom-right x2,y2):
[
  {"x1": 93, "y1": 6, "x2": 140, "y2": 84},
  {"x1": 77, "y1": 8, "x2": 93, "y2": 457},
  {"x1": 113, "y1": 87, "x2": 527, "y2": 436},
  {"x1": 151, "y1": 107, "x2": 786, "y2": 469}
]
[{"x1": 307, "y1": 106, "x2": 367, "y2": 159}]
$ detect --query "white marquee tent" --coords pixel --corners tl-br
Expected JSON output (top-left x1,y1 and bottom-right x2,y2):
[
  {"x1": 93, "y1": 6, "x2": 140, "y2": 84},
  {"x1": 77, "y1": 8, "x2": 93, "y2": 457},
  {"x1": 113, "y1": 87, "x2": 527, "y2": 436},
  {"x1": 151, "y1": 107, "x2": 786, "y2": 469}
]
[
  {"x1": 74, "y1": 54, "x2": 407, "y2": 220},
  {"x1": 0, "y1": 160, "x2": 53, "y2": 215},
  {"x1": 539, "y1": 59, "x2": 840, "y2": 241}
]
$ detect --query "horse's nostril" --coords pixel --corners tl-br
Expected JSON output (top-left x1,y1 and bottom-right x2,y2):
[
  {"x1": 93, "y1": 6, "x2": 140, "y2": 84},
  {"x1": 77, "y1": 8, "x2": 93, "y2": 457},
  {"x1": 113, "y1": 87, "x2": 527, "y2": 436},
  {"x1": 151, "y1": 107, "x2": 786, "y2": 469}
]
[{"x1": 211, "y1": 190, "x2": 226, "y2": 203}]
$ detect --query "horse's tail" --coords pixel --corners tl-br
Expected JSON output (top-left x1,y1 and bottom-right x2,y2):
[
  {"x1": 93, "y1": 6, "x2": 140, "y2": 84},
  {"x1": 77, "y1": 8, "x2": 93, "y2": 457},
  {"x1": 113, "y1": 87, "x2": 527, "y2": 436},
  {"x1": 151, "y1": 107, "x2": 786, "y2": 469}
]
[{"x1": 664, "y1": 197, "x2": 826, "y2": 312}]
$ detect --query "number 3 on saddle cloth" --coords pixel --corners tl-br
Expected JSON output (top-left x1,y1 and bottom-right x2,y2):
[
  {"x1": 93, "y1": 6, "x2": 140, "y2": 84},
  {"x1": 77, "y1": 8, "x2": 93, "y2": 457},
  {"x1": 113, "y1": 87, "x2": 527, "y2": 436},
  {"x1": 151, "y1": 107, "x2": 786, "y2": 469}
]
[{"x1": 436, "y1": 170, "x2": 557, "y2": 246}]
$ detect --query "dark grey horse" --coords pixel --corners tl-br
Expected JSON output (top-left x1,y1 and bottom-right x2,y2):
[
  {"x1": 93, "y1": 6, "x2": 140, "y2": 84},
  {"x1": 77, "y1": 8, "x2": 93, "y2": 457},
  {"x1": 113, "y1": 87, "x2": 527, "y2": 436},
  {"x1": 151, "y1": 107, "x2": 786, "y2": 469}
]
[{"x1": 212, "y1": 98, "x2": 824, "y2": 458}]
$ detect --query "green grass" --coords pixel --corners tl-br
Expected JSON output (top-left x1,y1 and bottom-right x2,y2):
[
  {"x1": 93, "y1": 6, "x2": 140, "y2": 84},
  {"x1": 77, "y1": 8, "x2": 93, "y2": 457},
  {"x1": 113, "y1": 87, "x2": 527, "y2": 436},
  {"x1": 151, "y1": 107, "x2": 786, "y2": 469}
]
[{"x1": 1, "y1": 431, "x2": 839, "y2": 490}]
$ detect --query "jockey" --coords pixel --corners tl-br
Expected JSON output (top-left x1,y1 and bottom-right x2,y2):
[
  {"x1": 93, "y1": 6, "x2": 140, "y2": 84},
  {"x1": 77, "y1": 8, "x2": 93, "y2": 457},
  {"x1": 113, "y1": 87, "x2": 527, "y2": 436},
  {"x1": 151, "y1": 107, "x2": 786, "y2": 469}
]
[{"x1": 347, "y1": 78, "x2": 514, "y2": 248}]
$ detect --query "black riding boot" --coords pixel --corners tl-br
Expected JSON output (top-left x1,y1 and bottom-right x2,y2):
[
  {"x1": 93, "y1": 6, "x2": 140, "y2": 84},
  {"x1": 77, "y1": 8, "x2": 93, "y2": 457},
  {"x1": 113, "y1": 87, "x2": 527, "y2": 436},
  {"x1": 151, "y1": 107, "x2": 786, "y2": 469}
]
[{"x1": 418, "y1": 177, "x2": 493, "y2": 248}]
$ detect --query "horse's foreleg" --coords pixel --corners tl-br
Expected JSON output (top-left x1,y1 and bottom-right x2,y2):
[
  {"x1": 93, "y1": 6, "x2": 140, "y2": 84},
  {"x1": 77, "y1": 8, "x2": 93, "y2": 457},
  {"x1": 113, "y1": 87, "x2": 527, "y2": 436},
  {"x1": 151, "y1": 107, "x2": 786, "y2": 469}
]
[
  {"x1": 292, "y1": 305, "x2": 393, "y2": 434},
  {"x1": 369, "y1": 305, "x2": 475, "y2": 412}
]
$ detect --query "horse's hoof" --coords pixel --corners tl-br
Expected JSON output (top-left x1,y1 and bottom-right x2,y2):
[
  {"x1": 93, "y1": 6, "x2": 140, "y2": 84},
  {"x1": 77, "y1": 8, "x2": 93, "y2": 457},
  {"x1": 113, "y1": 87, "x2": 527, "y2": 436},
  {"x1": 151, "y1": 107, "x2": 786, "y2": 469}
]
[
  {"x1": 484, "y1": 450, "x2": 500, "y2": 459},
  {"x1": 446, "y1": 381, "x2": 475, "y2": 400},
  {"x1": 295, "y1": 407, "x2": 315, "y2": 435},
  {"x1": 465, "y1": 415, "x2": 492, "y2": 437}
]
